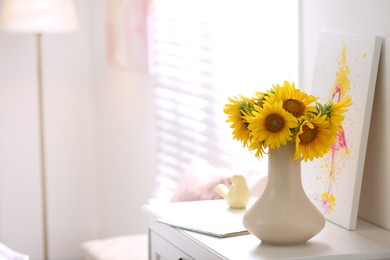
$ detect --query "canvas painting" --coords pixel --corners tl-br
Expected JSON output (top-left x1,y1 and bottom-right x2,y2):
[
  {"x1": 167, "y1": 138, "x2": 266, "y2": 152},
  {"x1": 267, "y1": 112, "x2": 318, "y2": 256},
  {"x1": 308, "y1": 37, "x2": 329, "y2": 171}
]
[
  {"x1": 106, "y1": 0, "x2": 150, "y2": 70},
  {"x1": 302, "y1": 32, "x2": 382, "y2": 230}
]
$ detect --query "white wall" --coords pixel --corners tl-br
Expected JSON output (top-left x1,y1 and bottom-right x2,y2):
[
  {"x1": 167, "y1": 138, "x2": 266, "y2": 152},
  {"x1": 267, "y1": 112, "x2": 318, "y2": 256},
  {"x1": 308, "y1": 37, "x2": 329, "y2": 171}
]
[
  {"x1": 0, "y1": 0, "x2": 156, "y2": 259},
  {"x1": 300, "y1": 0, "x2": 390, "y2": 230},
  {"x1": 91, "y1": 0, "x2": 156, "y2": 238},
  {"x1": 0, "y1": 0, "x2": 101, "y2": 258},
  {"x1": 0, "y1": 35, "x2": 44, "y2": 258},
  {"x1": 96, "y1": 68, "x2": 156, "y2": 237}
]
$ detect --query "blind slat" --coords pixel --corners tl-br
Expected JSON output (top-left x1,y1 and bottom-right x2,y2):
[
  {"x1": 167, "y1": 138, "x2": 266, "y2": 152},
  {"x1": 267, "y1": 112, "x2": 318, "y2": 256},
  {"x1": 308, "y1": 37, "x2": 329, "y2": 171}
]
[{"x1": 150, "y1": 0, "x2": 298, "y2": 200}]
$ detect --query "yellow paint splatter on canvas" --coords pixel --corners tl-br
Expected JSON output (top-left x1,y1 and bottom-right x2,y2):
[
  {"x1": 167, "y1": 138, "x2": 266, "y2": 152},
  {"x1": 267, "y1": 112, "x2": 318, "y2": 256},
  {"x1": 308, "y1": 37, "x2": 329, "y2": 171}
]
[{"x1": 320, "y1": 46, "x2": 351, "y2": 214}]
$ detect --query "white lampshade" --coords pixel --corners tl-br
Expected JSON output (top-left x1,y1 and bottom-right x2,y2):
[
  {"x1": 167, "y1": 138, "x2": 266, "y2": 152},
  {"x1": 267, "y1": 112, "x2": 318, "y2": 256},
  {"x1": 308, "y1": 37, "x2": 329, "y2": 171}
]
[{"x1": 0, "y1": 0, "x2": 79, "y2": 34}]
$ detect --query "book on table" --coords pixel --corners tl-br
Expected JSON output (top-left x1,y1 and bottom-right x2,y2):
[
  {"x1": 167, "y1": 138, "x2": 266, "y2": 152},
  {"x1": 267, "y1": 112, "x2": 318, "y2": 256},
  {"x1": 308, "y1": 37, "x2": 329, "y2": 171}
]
[{"x1": 156, "y1": 217, "x2": 249, "y2": 238}]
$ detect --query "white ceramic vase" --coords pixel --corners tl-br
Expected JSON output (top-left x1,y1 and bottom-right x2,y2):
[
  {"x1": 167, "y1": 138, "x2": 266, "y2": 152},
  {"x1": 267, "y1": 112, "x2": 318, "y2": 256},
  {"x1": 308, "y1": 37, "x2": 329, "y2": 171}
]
[{"x1": 243, "y1": 142, "x2": 325, "y2": 245}]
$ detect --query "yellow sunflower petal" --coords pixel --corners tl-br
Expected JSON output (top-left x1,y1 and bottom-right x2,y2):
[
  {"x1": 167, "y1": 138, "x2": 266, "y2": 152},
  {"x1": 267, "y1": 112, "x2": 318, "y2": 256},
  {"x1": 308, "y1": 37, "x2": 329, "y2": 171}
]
[
  {"x1": 266, "y1": 81, "x2": 318, "y2": 119},
  {"x1": 294, "y1": 114, "x2": 333, "y2": 161},
  {"x1": 224, "y1": 97, "x2": 252, "y2": 147},
  {"x1": 330, "y1": 95, "x2": 352, "y2": 131},
  {"x1": 248, "y1": 101, "x2": 298, "y2": 150}
]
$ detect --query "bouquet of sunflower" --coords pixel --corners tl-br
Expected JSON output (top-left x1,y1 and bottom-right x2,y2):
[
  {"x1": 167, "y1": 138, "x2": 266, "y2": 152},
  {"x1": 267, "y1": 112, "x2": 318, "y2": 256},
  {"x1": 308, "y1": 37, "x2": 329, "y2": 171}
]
[{"x1": 224, "y1": 81, "x2": 351, "y2": 161}]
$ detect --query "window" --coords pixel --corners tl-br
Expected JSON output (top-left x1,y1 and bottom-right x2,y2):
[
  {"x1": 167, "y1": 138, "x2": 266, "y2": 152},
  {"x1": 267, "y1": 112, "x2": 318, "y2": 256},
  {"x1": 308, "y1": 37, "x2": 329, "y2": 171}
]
[{"x1": 149, "y1": 0, "x2": 298, "y2": 200}]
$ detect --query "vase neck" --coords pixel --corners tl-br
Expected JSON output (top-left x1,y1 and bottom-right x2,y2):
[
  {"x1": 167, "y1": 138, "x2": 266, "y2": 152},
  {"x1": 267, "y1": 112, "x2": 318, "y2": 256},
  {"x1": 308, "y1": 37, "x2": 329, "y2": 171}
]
[{"x1": 266, "y1": 143, "x2": 302, "y2": 190}]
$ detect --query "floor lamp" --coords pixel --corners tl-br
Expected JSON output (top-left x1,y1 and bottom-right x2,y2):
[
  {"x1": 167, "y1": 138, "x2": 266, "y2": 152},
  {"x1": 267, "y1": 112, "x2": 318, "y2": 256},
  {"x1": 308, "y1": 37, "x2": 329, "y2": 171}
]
[{"x1": 0, "y1": 1, "x2": 78, "y2": 259}]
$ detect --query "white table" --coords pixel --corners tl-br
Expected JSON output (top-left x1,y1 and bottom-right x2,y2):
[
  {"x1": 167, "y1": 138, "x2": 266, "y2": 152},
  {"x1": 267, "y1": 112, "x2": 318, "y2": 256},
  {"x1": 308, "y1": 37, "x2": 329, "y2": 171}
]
[{"x1": 143, "y1": 199, "x2": 390, "y2": 259}]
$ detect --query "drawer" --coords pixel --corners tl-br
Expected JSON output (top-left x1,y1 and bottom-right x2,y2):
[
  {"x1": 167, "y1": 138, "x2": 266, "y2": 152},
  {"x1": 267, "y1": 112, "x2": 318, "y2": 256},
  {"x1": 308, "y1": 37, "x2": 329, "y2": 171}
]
[{"x1": 150, "y1": 231, "x2": 193, "y2": 260}]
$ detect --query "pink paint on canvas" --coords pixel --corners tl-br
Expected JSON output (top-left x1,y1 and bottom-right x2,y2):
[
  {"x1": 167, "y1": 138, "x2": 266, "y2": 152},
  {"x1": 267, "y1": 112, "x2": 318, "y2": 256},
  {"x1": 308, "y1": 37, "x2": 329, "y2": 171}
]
[{"x1": 320, "y1": 47, "x2": 351, "y2": 214}]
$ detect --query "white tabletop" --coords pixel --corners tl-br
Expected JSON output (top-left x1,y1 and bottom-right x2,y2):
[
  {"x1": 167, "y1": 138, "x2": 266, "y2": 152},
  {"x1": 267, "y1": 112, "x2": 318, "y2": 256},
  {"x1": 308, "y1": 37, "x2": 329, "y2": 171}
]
[{"x1": 144, "y1": 199, "x2": 390, "y2": 259}]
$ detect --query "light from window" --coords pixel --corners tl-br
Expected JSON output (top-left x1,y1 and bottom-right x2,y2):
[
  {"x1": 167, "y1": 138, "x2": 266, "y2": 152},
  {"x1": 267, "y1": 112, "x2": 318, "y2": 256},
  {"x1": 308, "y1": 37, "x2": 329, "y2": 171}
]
[{"x1": 150, "y1": 0, "x2": 298, "y2": 200}]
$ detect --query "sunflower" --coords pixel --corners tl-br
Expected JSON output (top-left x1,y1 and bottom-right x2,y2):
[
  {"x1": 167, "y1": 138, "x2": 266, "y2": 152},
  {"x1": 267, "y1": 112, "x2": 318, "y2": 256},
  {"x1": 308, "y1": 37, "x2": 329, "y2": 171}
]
[
  {"x1": 329, "y1": 95, "x2": 352, "y2": 131},
  {"x1": 247, "y1": 101, "x2": 298, "y2": 150},
  {"x1": 224, "y1": 96, "x2": 254, "y2": 147},
  {"x1": 253, "y1": 91, "x2": 266, "y2": 108},
  {"x1": 248, "y1": 139, "x2": 265, "y2": 158},
  {"x1": 266, "y1": 81, "x2": 317, "y2": 119},
  {"x1": 224, "y1": 81, "x2": 350, "y2": 161},
  {"x1": 294, "y1": 114, "x2": 333, "y2": 161}
]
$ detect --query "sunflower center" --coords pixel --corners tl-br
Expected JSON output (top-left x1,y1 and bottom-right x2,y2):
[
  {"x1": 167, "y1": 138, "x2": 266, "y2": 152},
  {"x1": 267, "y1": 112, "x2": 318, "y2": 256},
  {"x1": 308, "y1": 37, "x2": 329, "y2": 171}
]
[
  {"x1": 283, "y1": 99, "x2": 305, "y2": 117},
  {"x1": 266, "y1": 113, "x2": 285, "y2": 133},
  {"x1": 299, "y1": 125, "x2": 317, "y2": 144}
]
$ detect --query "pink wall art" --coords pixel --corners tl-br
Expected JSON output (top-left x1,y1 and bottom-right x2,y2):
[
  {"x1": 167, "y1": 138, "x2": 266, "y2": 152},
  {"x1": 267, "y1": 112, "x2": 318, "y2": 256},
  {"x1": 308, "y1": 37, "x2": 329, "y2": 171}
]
[{"x1": 106, "y1": 0, "x2": 150, "y2": 71}]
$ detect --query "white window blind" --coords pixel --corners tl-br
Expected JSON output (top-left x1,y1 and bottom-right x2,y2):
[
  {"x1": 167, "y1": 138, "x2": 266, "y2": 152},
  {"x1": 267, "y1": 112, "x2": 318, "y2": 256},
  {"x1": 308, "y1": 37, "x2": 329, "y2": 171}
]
[{"x1": 150, "y1": 0, "x2": 298, "y2": 200}]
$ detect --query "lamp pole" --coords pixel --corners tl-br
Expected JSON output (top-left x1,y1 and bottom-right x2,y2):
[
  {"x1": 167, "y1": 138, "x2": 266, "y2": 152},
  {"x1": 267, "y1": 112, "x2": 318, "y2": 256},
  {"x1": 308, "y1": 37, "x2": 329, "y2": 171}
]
[{"x1": 36, "y1": 32, "x2": 49, "y2": 260}]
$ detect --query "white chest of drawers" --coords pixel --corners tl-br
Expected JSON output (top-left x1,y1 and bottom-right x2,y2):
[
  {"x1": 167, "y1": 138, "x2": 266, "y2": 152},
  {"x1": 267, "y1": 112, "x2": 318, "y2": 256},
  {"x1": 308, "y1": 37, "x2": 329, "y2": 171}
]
[{"x1": 143, "y1": 200, "x2": 390, "y2": 259}]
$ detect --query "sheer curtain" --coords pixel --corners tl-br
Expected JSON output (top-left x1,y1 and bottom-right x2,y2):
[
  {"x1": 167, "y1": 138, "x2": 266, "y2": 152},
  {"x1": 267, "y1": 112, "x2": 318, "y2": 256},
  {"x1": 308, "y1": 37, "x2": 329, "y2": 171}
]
[{"x1": 149, "y1": 0, "x2": 298, "y2": 200}]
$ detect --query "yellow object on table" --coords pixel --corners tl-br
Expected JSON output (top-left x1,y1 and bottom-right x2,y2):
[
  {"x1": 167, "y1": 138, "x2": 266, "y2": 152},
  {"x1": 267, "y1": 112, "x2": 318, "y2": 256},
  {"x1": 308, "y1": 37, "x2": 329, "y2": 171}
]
[{"x1": 214, "y1": 175, "x2": 251, "y2": 209}]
